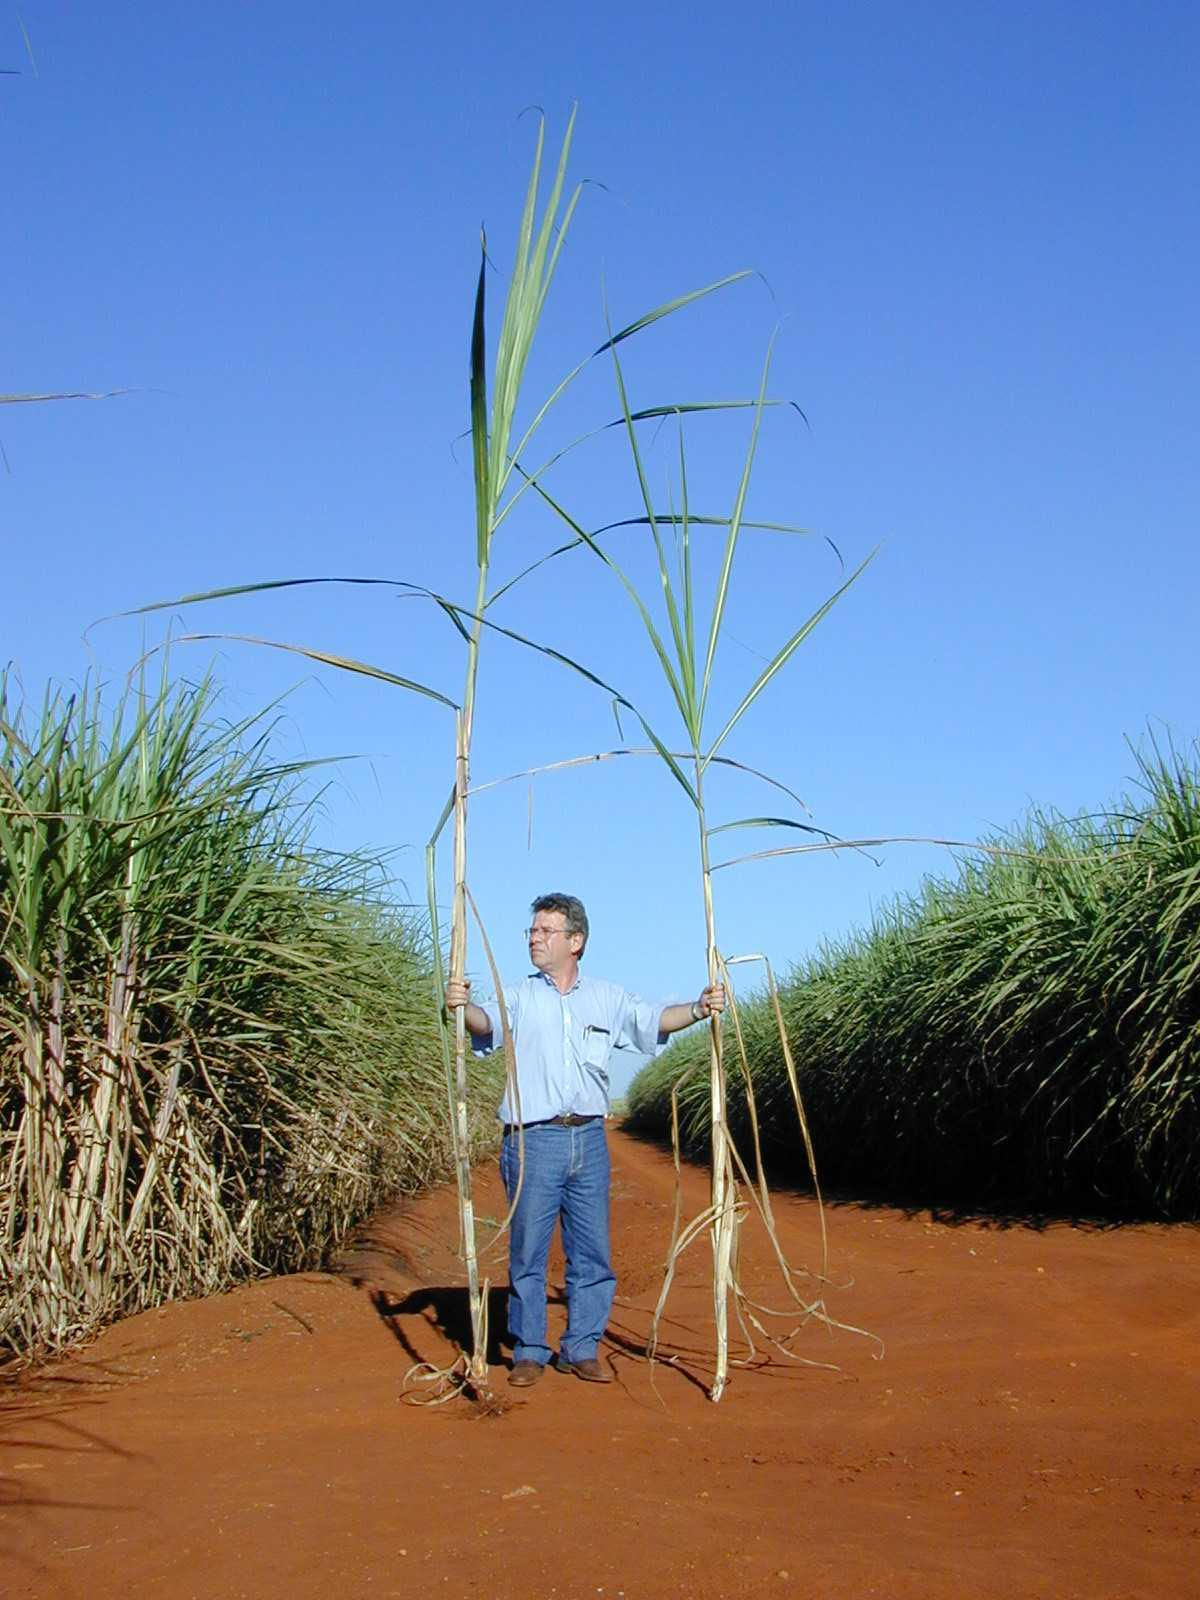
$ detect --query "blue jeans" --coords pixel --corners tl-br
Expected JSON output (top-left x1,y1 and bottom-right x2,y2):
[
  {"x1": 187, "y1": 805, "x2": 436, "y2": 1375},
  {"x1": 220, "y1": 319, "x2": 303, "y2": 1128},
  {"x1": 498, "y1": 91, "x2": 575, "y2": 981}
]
[{"x1": 498, "y1": 1119, "x2": 615, "y2": 1366}]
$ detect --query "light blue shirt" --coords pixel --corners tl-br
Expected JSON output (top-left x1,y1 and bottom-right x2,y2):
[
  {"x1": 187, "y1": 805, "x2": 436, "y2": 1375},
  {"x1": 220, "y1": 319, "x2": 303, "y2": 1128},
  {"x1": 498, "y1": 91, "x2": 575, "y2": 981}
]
[{"x1": 474, "y1": 971, "x2": 666, "y2": 1124}]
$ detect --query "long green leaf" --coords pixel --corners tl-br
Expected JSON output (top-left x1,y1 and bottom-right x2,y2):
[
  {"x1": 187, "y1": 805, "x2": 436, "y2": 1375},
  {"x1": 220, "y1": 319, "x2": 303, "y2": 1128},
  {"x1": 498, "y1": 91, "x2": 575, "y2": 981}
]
[
  {"x1": 470, "y1": 240, "x2": 491, "y2": 566},
  {"x1": 485, "y1": 512, "x2": 819, "y2": 609},
  {"x1": 708, "y1": 833, "x2": 1061, "y2": 872},
  {"x1": 164, "y1": 633, "x2": 459, "y2": 709},
  {"x1": 605, "y1": 320, "x2": 696, "y2": 734},
  {"x1": 116, "y1": 574, "x2": 419, "y2": 622},
  {"x1": 423, "y1": 604, "x2": 698, "y2": 805},
  {"x1": 699, "y1": 331, "x2": 777, "y2": 722},
  {"x1": 1, "y1": 388, "x2": 132, "y2": 404},
  {"x1": 706, "y1": 816, "x2": 835, "y2": 840},
  {"x1": 493, "y1": 400, "x2": 793, "y2": 540},
  {"x1": 516, "y1": 467, "x2": 695, "y2": 734},
  {"x1": 704, "y1": 548, "x2": 876, "y2": 765},
  {"x1": 468, "y1": 746, "x2": 810, "y2": 811},
  {"x1": 115, "y1": 574, "x2": 680, "y2": 770},
  {"x1": 489, "y1": 113, "x2": 545, "y2": 480},
  {"x1": 488, "y1": 110, "x2": 581, "y2": 510},
  {"x1": 502, "y1": 268, "x2": 756, "y2": 484},
  {"x1": 678, "y1": 428, "x2": 697, "y2": 713},
  {"x1": 592, "y1": 271, "x2": 754, "y2": 356}
]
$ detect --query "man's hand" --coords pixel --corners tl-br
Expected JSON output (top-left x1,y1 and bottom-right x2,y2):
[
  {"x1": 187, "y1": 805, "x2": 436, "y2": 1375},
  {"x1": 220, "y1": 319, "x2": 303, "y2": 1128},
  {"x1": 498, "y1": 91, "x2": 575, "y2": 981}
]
[
  {"x1": 444, "y1": 979, "x2": 493, "y2": 1040},
  {"x1": 444, "y1": 977, "x2": 471, "y2": 1011},
  {"x1": 694, "y1": 983, "x2": 726, "y2": 1019},
  {"x1": 658, "y1": 983, "x2": 728, "y2": 1038}
]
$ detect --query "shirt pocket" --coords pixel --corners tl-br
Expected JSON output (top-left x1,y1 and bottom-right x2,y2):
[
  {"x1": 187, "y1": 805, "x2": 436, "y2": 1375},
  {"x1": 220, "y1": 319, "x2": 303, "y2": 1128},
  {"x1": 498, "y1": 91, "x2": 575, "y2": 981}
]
[{"x1": 581, "y1": 1025, "x2": 611, "y2": 1073}]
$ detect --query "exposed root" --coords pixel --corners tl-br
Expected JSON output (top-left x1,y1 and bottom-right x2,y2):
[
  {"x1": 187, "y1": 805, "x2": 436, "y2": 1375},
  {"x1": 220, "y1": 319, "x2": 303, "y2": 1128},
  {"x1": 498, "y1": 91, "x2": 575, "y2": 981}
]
[
  {"x1": 647, "y1": 951, "x2": 883, "y2": 1399},
  {"x1": 402, "y1": 1351, "x2": 498, "y2": 1408}
]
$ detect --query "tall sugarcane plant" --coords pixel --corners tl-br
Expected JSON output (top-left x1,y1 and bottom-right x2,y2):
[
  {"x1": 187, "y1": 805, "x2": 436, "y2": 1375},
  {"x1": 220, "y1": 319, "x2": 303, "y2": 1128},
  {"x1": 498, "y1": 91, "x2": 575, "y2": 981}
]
[
  {"x1": 434, "y1": 111, "x2": 589, "y2": 1390},
  {"x1": 523, "y1": 327, "x2": 875, "y2": 1398}
]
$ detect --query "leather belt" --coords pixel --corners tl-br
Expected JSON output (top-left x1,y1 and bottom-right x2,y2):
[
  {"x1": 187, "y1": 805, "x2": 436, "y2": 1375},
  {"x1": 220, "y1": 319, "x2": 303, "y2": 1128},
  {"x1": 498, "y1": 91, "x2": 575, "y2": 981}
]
[{"x1": 503, "y1": 1113, "x2": 602, "y2": 1133}]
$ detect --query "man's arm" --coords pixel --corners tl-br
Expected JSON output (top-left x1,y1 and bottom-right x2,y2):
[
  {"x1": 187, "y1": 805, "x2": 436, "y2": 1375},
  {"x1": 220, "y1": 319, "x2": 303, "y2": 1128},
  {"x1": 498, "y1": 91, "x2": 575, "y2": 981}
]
[
  {"x1": 444, "y1": 977, "x2": 493, "y2": 1039},
  {"x1": 657, "y1": 983, "x2": 726, "y2": 1038}
]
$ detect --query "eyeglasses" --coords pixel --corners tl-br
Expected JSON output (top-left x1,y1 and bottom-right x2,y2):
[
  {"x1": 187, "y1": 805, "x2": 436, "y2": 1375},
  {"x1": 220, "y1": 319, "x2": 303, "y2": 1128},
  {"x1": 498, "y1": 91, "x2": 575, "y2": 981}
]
[{"x1": 525, "y1": 925, "x2": 575, "y2": 941}]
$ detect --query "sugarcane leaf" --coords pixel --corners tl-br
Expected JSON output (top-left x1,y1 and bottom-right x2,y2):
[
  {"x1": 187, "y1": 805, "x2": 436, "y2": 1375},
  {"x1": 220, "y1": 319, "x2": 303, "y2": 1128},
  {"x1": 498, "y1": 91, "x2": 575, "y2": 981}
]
[
  {"x1": 638, "y1": 719, "x2": 699, "y2": 806},
  {"x1": 678, "y1": 428, "x2": 697, "y2": 707},
  {"x1": 707, "y1": 833, "x2": 1060, "y2": 872},
  {"x1": 700, "y1": 331, "x2": 777, "y2": 722},
  {"x1": 488, "y1": 110, "x2": 581, "y2": 510},
  {"x1": 605, "y1": 316, "x2": 697, "y2": 733},
  {"x1": 528, "y1": 107, "x2": 578, "y2": 320},
  {"x1": 609, "y1": 512, "x2": 817, "y2": 537},
  {"x1": 423, "y1": 603, "x2": 699, "y2": 805},
  {"x1": 164, "y1": 633, "x2": 459, "y2": 709},
  {"x1": 1, "y1": 388, "x2": 133, "y2": 404},
  {"x1": 486, "y1": 512, "x2": 817, "y2": 609},
  {"x1": 115, "y1": 573, "x2": 678, "y2": 760},
  {"x1": 489, "y1": 114, "x2": 544, "y2": 469},
  {"x1": 515, "y1": 466, "x2": 695, "y2": 733},
  {"x1": 592, "y1": 271, "x2": 754, "y2": 355},
  {"x1": 470, "y1": 237, "x2": 491, "y2": 566},
  {"x1": 704, "y1": 547, "x2": 877, "y2": 765},
  {"x1": 504, "y1": 267, "x2": 756, "y2": 485},
  {"x1": 426, "y1": 785, "x2": 457, "y2": 850},
  {"x1": 494, "y1": 401, "x2": 796, "y2": 540},
  {"x1": 706, "y1": 816, "x2": 834, "y2": 839},
  {"x1": 115, "y1": 574, "x2": 421, "y2": 622}
]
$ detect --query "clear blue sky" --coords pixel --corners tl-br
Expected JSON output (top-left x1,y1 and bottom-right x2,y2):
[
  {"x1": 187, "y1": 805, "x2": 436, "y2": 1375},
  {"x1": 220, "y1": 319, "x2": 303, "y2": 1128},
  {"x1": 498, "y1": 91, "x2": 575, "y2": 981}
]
[{"x1": 6, "y1": 3, "x2": 1197, "y2": 1090}]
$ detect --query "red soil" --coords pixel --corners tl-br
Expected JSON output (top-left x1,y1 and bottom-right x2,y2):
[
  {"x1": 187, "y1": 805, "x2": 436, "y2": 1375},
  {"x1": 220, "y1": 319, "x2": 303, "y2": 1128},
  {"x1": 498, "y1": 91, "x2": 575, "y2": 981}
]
[{"x1": 2, "y1": 1128, "x2": 1198, "y2": 1599}]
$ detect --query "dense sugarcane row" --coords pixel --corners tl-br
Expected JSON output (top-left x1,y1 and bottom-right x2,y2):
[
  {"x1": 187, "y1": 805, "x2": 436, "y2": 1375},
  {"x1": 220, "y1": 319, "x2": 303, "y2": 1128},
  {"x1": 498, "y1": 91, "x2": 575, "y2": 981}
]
[
  {"x1": 627, "y1": 743, "x2": 1200, "y2": 1220},
  {"x1": 0, "y1": 671, "x2": 502, "y2": 1359}
]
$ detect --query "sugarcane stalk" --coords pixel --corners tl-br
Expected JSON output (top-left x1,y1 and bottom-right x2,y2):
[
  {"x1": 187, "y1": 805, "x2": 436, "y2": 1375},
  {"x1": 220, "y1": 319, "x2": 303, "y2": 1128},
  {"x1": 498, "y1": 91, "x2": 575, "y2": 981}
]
[
  {"x1": 696, "y1": 757, "x2": 735, "y2": 1400},
  {"x1": 447, "y1": 702, "x2": 489, "y2": 1387}
]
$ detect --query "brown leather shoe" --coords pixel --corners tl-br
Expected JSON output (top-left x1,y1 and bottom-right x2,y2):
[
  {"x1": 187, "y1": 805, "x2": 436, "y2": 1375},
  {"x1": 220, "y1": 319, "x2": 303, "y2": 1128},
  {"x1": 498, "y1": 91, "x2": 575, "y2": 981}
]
[
  {"x1": 508, "y1": 1361, "x2": 545, "y2": 1387},
  {"x1": 556, "y1": 1355, "x2": 610, "y2": 1383}
]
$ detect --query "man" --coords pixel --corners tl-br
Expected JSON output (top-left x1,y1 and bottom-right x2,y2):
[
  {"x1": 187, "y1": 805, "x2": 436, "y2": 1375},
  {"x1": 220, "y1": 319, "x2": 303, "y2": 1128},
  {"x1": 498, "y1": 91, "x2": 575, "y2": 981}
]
[{"x1": 444, "y1": 892, "x2": 725, "y2": 1387}]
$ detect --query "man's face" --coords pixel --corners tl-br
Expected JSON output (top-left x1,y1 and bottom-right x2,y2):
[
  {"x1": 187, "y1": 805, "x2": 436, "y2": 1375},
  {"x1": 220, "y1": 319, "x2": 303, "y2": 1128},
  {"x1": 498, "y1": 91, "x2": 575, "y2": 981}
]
[{"x1": 527, "y1": 912, "x2": 582, "y2": 974}]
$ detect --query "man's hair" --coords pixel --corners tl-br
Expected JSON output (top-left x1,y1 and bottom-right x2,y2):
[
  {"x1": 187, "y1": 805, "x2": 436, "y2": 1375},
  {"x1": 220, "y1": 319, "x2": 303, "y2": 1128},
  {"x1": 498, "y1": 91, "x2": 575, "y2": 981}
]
[{"x1": 531, "y1": 892, "x2": 589, "y2": 957}]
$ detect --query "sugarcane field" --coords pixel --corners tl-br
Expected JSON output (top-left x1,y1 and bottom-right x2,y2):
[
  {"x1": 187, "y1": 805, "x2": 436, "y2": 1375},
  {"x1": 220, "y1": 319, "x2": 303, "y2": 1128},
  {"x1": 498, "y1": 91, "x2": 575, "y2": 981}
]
[{"x1": 4, "y1": 10, "x2": 1198, "y2": 1600}]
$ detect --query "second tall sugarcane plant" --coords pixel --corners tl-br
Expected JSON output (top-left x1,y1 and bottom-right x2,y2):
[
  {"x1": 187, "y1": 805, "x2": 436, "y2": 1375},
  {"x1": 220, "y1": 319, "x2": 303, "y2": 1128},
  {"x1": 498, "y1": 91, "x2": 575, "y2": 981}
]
[{"x1": 527, "y1": 325, "x2": 874, "y2": 1398}]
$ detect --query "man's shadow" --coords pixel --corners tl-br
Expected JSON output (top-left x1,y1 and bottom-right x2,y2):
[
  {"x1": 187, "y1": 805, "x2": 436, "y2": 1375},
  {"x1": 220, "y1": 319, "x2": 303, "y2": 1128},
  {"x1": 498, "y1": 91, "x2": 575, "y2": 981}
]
[{"x1": 370, "y1": 1283, "x2": 567, "y2": 1369}]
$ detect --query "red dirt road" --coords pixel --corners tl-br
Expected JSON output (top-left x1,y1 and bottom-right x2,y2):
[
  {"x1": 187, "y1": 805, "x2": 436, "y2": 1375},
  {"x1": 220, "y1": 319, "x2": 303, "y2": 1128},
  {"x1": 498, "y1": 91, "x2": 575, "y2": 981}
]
[{"x1": 3, "y1": 1128, "x2": 1198, "y2": 1600}]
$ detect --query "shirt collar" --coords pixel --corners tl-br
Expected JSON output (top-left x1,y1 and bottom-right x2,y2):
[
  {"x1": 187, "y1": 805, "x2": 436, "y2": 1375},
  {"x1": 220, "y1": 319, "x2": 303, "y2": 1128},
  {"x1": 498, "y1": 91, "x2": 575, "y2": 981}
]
[{"x1": 531, "y1": 969, "x2": 581, "y2": 995}]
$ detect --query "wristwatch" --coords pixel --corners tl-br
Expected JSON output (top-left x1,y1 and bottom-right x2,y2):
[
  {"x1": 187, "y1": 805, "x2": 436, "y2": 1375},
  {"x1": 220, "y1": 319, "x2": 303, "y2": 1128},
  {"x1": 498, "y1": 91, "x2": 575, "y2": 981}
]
[{"x1": 691, "y1": 999, "x2": 705, "y2": 1022}]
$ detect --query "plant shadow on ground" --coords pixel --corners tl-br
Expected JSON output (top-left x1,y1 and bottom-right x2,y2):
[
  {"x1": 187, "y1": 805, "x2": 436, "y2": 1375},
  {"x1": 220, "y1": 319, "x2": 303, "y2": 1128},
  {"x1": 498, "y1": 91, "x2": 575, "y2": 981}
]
[
  {"x1": 616, "y1": 1118, "x2": 1185, "y2": 1233},
  {"x1": 331, "y1": 1207, "x2": 510, "y2": 1368},
  {"x1": 368, "y1": 1283, "x2": 515, "y2": 1369},
  {"x1": 0, "y1": 1359, "x2": 141, "y2": 1524}
]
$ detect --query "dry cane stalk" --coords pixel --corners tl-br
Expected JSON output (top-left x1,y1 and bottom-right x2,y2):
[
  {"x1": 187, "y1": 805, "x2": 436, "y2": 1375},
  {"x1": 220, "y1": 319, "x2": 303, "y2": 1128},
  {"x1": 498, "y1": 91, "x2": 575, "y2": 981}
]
[
  {"x1": 448, "y1": 709, "x2": 489, "y2": 1388},
  {"x1": 696, "y1": 760, "x2": 736, "y2": 1401},
  {"x1": 19, "y1": 973, "x2": 68, "y2": 1339},
  {"x1": 69, "y1": 918, "x2": 135, "y2": 1270}
]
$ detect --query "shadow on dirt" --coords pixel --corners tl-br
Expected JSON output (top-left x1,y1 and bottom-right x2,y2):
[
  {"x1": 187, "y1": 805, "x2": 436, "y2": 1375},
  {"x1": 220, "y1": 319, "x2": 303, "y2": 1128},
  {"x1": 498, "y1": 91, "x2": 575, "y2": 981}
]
[
  {"x1": 0, "y1": 1362, "x2": 139, "y2": 1528},
  {"x1": 368, "y1": 1283, "x2": 517, "y2": 1368},
  {"x1": 366, "y1": 1287, "x2": 719, "y2": 1400}
]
